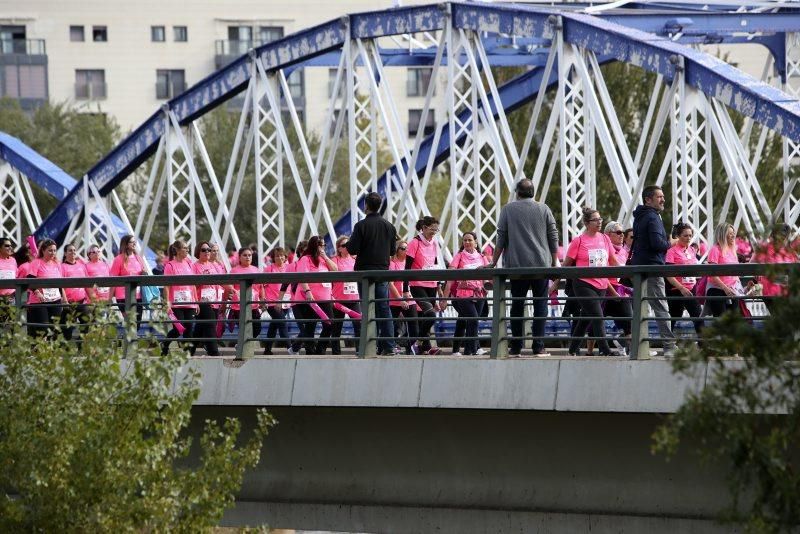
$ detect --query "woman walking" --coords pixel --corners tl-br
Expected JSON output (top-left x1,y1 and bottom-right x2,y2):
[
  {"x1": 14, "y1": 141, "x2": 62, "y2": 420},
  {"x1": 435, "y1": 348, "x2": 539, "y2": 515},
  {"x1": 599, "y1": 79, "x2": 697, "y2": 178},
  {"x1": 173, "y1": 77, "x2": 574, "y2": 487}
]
[
  {"x1": 162, "y1": 240, "x2": 197, "y2": 355},
  {"x1": 389, "y1": 239, "x2": 420, "y2": 355},
  {"x1": 331, "y1": 235, "x2": 360, "y2": 355},
  {"x1": 59, "y1": 243, "x2": 90, "y2": 343},
  {"x1": 278, "y1": 236, "x2": 337, "y2": 355},
  {"x1": 665, "y1": 222, "x2": 703, "y2": 338},
  {"x1": 706, "y1": 222, "x2": 742, "y2": 318},
  {"x1": 84, "y1": 244, "x2": 111, "y2": 304},
  {"x1": 191, "y1": 241, "x2": 222, "y2": 356},
  {"x1": 406, "y1": 216, "x2": 444, "y2": 355},
  {"x1": 563, "y1": 207, "x2": 623, "y2": 356},
  {"x1": 442, "y1": 232, "x2": 488, "y2": 356},
  {"x1": 228, "y1": 247, "x2": 265, "y2": 345},
  {"x1": 25, "y1": 239, "x2": 67, "y2": 338},
  {"x1": 109, "y1": 234, "x2": 147, "y2": 326},
  {"x1": 263, "y1": 247, "x2": 290, "y2": 355}
]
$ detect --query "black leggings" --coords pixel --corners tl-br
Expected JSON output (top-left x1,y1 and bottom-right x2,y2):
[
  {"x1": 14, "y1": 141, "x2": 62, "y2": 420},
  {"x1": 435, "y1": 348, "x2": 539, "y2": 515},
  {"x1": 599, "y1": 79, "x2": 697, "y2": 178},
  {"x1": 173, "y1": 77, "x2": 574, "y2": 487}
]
[
  {"x1": 410, "y1": 286, "x2": 438, "y2": 349},
  {"x1": 452, "y1": 298, "x2": 484, "y2": 355},
  {"x1": 291, "y1": 302, "x2": 334, "y2": 355},
  {"x1": 61, "y1": 303, "x2": 90, "y2": 343},
  {"x1": 162, "y1": 307, "x2": 196, "y2": 355},
  {"x1": 192, "y1": 303, "x2": 220, "y2": 356},
  {"x1": 666, "y1": 287, "x2": 703, "y2": 336},
  {"x1": 391, "y1": 305, "x2": 419, "y2": 350},
  {"x1": 27, "y1": 302, "x2": 62, "y2": 338},
  {"x1": 229, "y1": 307, "x2": 263, "y2": 341},
  {"x1": 705, "y1": 287, "x2": 739, "y2": 318},
  {"x1": 568, "y1": 280, "x2": 611, "y2": 354},
  {"x1": 264, "y1": 306, "x2": 290, "y2": 353},
  {"x1": 331, "y1": 301, "x2": 360, "y2": 354}
]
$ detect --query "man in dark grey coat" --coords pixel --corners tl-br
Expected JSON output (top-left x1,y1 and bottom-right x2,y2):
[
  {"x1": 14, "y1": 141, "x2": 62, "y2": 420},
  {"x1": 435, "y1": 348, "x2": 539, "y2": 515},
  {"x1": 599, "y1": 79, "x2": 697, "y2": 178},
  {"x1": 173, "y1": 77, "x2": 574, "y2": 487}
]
[{"x1": 491, "y1": 179, "x2": 559, "y2": 356}]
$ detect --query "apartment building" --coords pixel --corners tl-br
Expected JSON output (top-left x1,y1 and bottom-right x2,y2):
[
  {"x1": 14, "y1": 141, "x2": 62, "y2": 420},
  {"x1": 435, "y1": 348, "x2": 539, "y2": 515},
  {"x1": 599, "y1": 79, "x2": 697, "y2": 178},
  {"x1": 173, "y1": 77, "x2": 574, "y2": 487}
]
[{"x1": 0, "y1": 0, "x2": 772, "y2": 139}]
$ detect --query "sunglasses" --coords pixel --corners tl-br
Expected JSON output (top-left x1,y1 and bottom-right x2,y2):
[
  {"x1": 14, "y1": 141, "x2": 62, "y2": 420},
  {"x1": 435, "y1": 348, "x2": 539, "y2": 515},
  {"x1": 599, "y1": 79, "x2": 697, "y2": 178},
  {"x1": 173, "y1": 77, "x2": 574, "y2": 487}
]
[
  {"x1": 338, "y1": 243, "x2": 348, "y2": 248},
  {"x1": 200, "y1": 247, "x2": 211, "y2": 252},
  {"x1": 398, "y1": 246, "x2": 407, "y2": 251},
  {"x1": 611, "y1": 230, "x2": 624, "y2": 235},
  {"x1": 2, "y1": 244, "x2": 12, "y2": 248},
  {"x1": 88, "y1": 250, "x2": 100, "y2": 254}
]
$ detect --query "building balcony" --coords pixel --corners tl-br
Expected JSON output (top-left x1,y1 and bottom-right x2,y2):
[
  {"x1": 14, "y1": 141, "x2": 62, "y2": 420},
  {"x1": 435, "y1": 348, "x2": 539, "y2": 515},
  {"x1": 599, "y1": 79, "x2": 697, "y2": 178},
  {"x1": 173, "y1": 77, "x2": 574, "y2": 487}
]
[
  {"x1": 0, "y1": 39, "x2": 48, "y2": 110},
  {"x1": 0, "y1": 38, "x2": 46, "y2": 56},
  {"x1": 214, "y1": 39, "x2": 269, "y2": 69}
]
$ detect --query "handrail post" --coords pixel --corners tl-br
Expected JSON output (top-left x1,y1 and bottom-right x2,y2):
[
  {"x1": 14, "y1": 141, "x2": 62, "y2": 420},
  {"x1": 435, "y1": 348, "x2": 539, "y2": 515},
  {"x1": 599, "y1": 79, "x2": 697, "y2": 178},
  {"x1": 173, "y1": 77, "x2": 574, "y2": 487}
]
[
  {"x1": 629, "y1": 272, "x2": 649, "y2": 360},
  {"x1": 123, "y1": 281, "x2": 137, "y2": 358},
  {"x1": 358, "y1": 276, "x2": 375, "y2": 358},
  {"x1": 490, "y1": 274, "x2": 508, "y2": 359},
  {"x1": 15, "y1": 283, "x2": 27, "y2": 327},
  {"x1": 235, "y1": 279, "x2": 255, "y2": 360}
]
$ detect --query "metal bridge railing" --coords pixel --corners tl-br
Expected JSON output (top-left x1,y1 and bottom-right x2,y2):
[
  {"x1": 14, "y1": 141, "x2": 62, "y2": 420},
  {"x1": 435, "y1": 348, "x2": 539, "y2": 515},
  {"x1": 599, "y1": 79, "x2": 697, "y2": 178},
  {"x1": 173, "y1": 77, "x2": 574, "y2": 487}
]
[{"x1": 0, "y1": 263, "x2": 793, "y2": 360}]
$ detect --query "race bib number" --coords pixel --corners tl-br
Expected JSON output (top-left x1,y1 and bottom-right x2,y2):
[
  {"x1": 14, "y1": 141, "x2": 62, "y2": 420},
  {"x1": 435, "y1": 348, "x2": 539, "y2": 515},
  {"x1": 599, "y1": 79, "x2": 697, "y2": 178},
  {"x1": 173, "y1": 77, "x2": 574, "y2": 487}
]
[
  {"x1": 42, "y1": 288, "x2": 60, "y2": 302},
  {"x1": 588, "y1": 248, "x2": 608, "y2": 267},
  {"x1": 343, "y1": 282, "x2": 358, "y2": 295},
  {"x1": 462, "y1": 261, "x2": 482, "y2": 270},
  {"x1": 682, "y1": 276, "x2": 696, "y2": 285},
  {"x1": 0, "y1": 269, "x2": 13, "y2": 280},
  {"x1": 174, "y1": 289, "x2": 192, "y2": 303},
  {"x1": 321, "y1": 282, "x2": 332, "y2": 289},
  {"x1": 201, "y1": 287, "x2": 217, "y2": 302}
]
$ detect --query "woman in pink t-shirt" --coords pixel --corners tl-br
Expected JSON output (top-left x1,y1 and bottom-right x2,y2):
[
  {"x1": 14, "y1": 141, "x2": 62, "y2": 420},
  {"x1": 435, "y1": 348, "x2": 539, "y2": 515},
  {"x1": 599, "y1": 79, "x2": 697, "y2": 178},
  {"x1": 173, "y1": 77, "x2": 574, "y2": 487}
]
[
  {"x1": 442, "y1": 232, "x2": 488, "y2": 356},
  {"x1": 562, "y1": 208, "x2": 622, "y2": 356},
  {"x1": 84, "y1": 245, "x2": 111, "y2": 303},
  {"x1": 389, "y1": 239, "x2": 421, "y2": 355},
  {"x1": 665, "y1": 222, "x2": 703, "y2": 337},
  {"x1": 750, "y1": 225, "x2": 798, "y2": 313},
  {"x1": 0, "y1": 237, "x2": 17, "y2": 303},
  {"x1": 405, "y1": 216, "x2": 444, "y2": 355},
  {"x1": 191, "y1": 240, "x2": 223, "y2": 356},
  {"x1": 277, "y1": 236, "x2": 338, "y2": 355},
  {"x1": 162, "y1": 239, "x2": 198, "y2": 355},
  {"x1": 109, "y1": 234, "x2": 147, "y2": 327},
  {"x1": 706, "y1": 222, "x2": 741, "y2": 318},
  {"x1": 227, "y1": 247, "x2": 265, "y2": 346},
  {"x1": 59, "y1": 243, "x2": 90, "y2": 343},
  {"x1": 331, "y1": 235, "x2": 361, "y2": 355},
  {"x1": 263, "y1": 247, "x2": 290, "y2": 355},
  {"x1": 25, "y1": 239, "x2": 67, "y2": 338}
]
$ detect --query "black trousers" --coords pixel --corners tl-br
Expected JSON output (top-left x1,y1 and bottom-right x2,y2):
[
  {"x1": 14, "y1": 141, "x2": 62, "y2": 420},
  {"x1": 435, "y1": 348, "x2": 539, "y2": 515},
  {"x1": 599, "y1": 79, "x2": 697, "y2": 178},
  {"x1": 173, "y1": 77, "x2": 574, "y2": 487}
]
[
  {"x1": 27, "y1": 302, "x2": 62, "y2": 338},
  {"x1": 410, "y1": 286, "x2": 438, "y2": 349},
  {"x1": 452, "y1": 298, "x2": 485, "y2": 355},
  {"x1": 162, "y1": 307, "x2": 196, "y2": 355},
  {"x1": 604, "y1": 296, "x2": 632, "y2": 344},
  {"x1": 705, "y1": 287, "x2": 739, "y2": 318},
  {"x1": 264, "y1": 306, "x2": 290, "y2": 353},
  {"x1": 390, "y1": 305, "x2": 419, "y2": 350},
  {"x1": 331, "y1": 301, "x2": 360, "y2": 354},
  {"x1": 229, "y1": 307, "x2": 263, "y2": 341},
  {"x1": 192, "y1": 303, "x2": 220, "y2": 356},
  {"x1": 568, "y1": 280, "x2": 611, "y2": 354},
  {"x1": 61, "y1": 303, "x2": 90, "y2": 343},
  {"x1": 666, "y1": 287, "x2": 703, "y2": 336},
  {"x1": 291, "y1": 302, "x2": 334, "y2": 355}
]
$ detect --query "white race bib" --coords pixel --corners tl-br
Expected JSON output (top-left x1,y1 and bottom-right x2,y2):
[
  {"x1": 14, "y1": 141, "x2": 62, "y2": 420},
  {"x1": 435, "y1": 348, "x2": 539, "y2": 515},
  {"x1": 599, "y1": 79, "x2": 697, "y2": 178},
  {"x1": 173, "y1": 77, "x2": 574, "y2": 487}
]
[
  {"x1": 174, "y1": 289, "x2": 192, "y2": 303},
  {"x1": 588, "y1": 248, "x2": 608, "y2": 268},
  {"x1": 343, "y1": 282, "x2": 358, "y2": 295},
  {"x1": 321, "y1": 282, "x2": 332, "y2": 289},
  {"x1": 462, "y1": 261, "x2": 482, "y2": 270},
  {"x1": 95, "y1": 286, "x2": 109, "y2": 296},
  {"x1": 42, "y1": 288, "x2": 60, "y2": 302},
  {"x1": 0, "y1": 269, "x2": 14, "y2": 280},
  {"x1": 201, "y1": 287, "x2": 218, "y2": 302},
  {"x1": 282, "y1": 292, "x2": 292, "y2": 309},
  {"x1": 682, "y1": 276, "x2": 696, "y2": 285}
]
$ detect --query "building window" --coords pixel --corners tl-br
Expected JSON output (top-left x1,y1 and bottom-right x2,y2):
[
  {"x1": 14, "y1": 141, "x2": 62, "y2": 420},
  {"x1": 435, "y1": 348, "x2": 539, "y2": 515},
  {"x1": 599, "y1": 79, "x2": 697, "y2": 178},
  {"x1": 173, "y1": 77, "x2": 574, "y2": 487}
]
[
  {"x1": 173, "y1": 26, "x2": 187, "y2": 42},
  {"x1": 75, "y1": 69, "x2": 106, "y2": 99},
  {"x1": 151, "y1": 26, "x2": 165, "y2": 42},
  {"x1": 258, "y1": 26, "x2": 283, "y2": 43},
  {"x1": 0, "y1": 25, "x2": 26, "y2": 53},
  {"x1": 286, "y1": 69, "x2": 303, "y2": 99},
  {"x1": 2, "y1": 64, "x2": 47, "y2": 99},
  {"x1": 69, "y1": 25, "x2": 84, "y2": 42},
  {"x1": 92, "y1": 26, "x2": 107, "y2": 42},
  {"x1": 407, "y1": 68, "x2": 433, "y2": 97},
  {"x1": 156, "y1": 69, "x2": 185, "y2": 99},
  {"x1": 408, "y1": 109, "x2": 435, "y2": 137}
]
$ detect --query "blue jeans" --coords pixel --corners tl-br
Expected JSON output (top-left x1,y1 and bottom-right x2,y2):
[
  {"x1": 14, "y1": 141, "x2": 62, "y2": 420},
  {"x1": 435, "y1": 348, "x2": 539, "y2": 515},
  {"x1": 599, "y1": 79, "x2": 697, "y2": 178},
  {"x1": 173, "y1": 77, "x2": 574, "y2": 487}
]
[
  {"x1": 510, "y1": 278, "x2": 549, "y2": 354},
  {"x1": 374, "y1": 281, "x2": 395, "y2": 353}
]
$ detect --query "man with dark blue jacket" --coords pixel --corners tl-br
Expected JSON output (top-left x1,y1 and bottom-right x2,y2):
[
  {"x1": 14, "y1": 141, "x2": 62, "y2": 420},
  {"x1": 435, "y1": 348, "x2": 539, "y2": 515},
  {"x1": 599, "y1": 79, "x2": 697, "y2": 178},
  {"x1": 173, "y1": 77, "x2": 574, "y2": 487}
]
[{"x1": 631, "y1": 185, "x2": 676, "y2": 356}]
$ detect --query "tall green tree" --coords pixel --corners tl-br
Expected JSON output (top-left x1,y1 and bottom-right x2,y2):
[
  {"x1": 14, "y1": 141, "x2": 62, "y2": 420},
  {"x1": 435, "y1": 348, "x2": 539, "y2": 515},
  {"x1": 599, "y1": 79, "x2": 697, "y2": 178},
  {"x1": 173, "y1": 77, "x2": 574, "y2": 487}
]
[{"x1": 0, "y1": 307, "x2": 274, "y2": 531}]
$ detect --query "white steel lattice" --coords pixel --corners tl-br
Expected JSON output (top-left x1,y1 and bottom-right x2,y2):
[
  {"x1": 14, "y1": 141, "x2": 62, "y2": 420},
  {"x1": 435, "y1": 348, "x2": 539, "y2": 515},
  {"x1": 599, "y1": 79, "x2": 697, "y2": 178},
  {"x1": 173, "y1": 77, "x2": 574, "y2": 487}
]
[
  {"x1": 252, "y1": 65, "x2": 285, "y2": 260},
  {"x1": 671, "y1": 84, "x2": 713, "y2": 249},
  {"x1": 165, "y1": 115, "x2": 196, "y2": 246},
  {"x1": 784, "y1": 32, "x2": 800, "y2": 228},
  {"x1": 0, "y1": 163, "x2": 41, "y2": 244},
  {"x1": 346, "y1": 39, "x2": 377, "y2": 228}
]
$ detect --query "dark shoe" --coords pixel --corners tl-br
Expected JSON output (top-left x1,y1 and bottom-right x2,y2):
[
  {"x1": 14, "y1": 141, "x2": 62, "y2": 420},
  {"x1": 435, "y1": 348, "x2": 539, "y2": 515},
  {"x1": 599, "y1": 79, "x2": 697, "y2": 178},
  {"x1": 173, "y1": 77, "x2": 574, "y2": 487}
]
[{"x1": 263, "y1": 349, "x2": 273, "y2": 355}]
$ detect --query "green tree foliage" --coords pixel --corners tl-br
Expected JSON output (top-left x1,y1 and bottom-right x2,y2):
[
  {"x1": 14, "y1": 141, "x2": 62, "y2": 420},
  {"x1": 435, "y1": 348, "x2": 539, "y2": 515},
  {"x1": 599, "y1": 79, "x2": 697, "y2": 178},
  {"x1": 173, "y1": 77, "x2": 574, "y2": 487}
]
[
  {"x1": 0, "y1": 307, "x2": 274, "y2": 531},
  {"x1": 652, "y1": 259, "x2": 800, "y2": 532}
]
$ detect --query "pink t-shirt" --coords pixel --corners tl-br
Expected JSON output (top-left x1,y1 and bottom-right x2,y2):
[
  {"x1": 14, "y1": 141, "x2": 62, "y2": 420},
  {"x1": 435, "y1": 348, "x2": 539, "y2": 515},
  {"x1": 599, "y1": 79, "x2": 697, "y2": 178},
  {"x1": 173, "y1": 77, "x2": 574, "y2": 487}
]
[
  {"x1": 109, "y1": 254, "x2": 144, "y2": 300},
  {"x1": 406, "y1": 235, "x2": 439, "y2": 288},
  {"x1": 565, "y1": 232, "x2": 616, "y2": 290},
  {"x1": 665, "y1": 244, "x2": 699, "y2": 290},
  {"x1": 163, "y1": 258, "x2": 197, "y2": 309},
  {"x1": 706, "y1": 244, "x2": 739, "y2": 289},
  {"x1": 389, "y1": 257, "x2": 419, "y2": 309},
  {"x1": 60, "y1": 261, "x2": 89, "y2": 303},
  {"x1": 229, "y1": 264, "x2": 263, "y2": 311},
  {"x1": 0, "y1": 256, "x2": 18, "y2": 297},
  {"x1": 751, "y1": 242, "x2": 797, "y2": 297},
  {"x1": 193, "y1": 260, "x2": 224, "y2": 307},
  {"x1": 263, "y1": 262, "x2": 288, "y2": 304},
  {"x1": 291, "y1": 255, "x2": 332, "y2": 302},
  {"x1": 332, "y1": 255, "x2": 359, "y2": 301},
  {"x1": 16, "y1": 262, "x2": 31, "y2": 279},
  {"x1": 449, "y1": 250, "x2": 488, "y2": 297},
  {"x1": 27, "y1": 258, "x2": 63, "y2": 304},
  {"x1": 84, "y1": 260, "x2": 111, "y2": 300}
]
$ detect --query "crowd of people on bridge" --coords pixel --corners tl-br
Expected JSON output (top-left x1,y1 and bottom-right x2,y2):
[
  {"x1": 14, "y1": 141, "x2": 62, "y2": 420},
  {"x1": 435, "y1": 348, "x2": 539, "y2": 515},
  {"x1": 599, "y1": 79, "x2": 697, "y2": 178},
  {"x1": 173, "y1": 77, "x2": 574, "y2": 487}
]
[{"x1": 0, "y1": 181, "x2": 796, "y2": 357}]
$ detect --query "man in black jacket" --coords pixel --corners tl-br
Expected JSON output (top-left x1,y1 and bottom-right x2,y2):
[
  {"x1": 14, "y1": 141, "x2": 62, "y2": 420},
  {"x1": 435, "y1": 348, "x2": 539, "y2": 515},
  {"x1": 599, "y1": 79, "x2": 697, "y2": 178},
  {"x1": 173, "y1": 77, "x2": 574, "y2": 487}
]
[
  {"x1": 346, "y1": 192, "x2": 398, "y2": 355},
  {"x1": 631, "y1": 185, "x2": 676, "y2": 356}
]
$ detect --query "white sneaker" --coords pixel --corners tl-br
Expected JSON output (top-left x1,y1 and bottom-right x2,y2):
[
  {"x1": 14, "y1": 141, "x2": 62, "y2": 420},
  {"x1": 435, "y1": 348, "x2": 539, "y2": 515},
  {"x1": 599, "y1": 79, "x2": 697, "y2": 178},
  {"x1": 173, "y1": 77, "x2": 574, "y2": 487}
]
[
  {"x1": 475, "y1": 348, "x2": 487, "y2": 356},
  {"x1": 452, "y1": 351, "x2": 463, "y2": 357}
]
